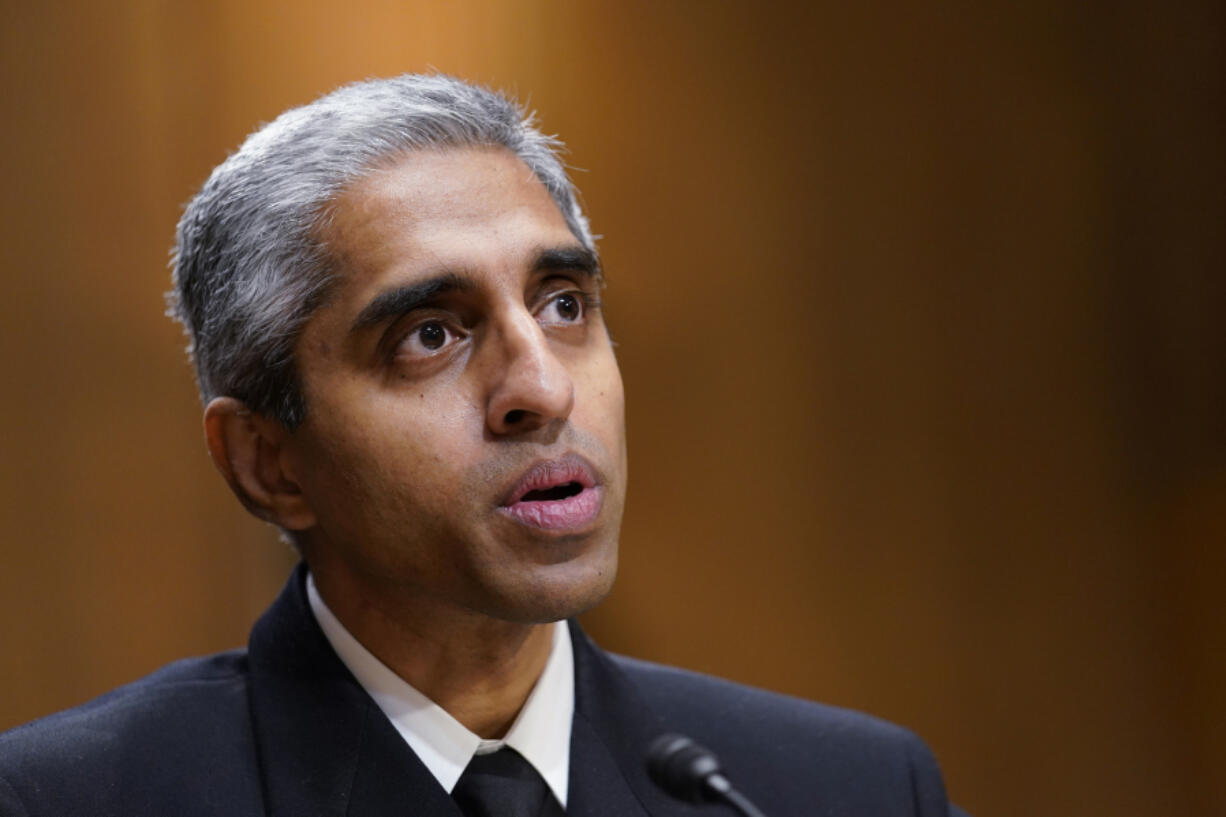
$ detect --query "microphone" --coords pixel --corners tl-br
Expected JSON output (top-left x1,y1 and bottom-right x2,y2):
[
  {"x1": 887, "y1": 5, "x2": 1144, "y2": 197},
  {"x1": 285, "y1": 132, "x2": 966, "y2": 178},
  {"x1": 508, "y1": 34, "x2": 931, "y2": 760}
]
[{"x1": 646, "y1": 733, "x2": 769, "y2": 817}]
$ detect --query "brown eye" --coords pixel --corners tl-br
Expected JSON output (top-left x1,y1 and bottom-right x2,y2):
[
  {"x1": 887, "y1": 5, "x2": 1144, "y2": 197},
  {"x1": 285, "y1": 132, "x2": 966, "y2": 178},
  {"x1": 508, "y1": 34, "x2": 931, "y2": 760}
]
[
  {"x1": 535, "y1": 290, "x2": 590, "y2": 327},
  {"x1": 393, "y1": 318, "x2": 463, "y2": 361},
  {"x1": 418, "y1": 322, "x2": 446, "y2": 350},
  {"x1": 555, "y1": 294, "x2": 581, "y2": 322}
]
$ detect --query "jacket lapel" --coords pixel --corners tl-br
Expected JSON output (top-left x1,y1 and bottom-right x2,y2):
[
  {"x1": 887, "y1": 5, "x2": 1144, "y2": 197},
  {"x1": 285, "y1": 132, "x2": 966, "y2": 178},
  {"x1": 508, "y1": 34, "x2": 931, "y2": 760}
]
[
  {"x1": 566, "y1": 621, "x2": 688, "y2": 817},
  {"x1": 245, "y1": 567, "x2": 687, "y2": 816},
  {"x1": 247, "y1": 565, "x2": 462, "y2": 817}
]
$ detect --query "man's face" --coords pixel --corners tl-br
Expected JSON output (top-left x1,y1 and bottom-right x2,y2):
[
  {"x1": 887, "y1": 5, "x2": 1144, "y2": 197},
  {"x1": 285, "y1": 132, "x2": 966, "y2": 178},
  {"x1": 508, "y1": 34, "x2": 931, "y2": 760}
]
[{"x1": 283, "y1": 147, "x2": 626, "y2": 624}]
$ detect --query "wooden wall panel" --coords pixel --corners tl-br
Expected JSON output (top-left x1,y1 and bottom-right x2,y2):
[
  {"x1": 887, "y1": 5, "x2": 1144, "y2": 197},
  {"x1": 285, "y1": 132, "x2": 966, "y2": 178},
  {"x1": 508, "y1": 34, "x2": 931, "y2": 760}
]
[{"x1": 1, "y1": 3, "x2": 1221, "y2": 816}]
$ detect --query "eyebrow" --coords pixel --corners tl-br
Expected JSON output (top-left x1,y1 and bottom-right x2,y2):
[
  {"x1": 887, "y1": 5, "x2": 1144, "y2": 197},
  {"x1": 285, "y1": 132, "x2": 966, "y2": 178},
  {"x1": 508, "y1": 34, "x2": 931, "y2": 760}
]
[
  {"x1": 349, "y1": 273, "x2": 469, "y2": 333},
  {"x1": 532, "y1": 245, "x2": 601, "y2": 278},
  {"x1": 347, "y1": 245, "x2": 601, "y2": 334}
]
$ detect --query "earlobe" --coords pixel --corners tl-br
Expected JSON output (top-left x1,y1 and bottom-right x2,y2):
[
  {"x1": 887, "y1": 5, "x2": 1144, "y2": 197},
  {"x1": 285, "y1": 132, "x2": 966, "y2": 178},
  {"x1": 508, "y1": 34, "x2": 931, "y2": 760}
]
[{"x1": 202, "y1": 397, "x2": 317, "y2": 530}]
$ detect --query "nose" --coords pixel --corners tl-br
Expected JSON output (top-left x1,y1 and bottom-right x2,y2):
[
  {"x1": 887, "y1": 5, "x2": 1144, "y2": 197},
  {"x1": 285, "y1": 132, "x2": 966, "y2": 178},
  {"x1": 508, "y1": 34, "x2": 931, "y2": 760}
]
[{"x1": 484, "y1": 308, "x2": 575, "y2": 436}]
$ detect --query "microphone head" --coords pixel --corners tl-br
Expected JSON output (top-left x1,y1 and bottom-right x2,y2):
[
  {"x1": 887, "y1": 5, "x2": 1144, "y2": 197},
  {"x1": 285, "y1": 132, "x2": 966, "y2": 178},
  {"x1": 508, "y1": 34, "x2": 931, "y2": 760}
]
[{"x1": 646, "y1": 733, "x2": 725, "y2": 804}]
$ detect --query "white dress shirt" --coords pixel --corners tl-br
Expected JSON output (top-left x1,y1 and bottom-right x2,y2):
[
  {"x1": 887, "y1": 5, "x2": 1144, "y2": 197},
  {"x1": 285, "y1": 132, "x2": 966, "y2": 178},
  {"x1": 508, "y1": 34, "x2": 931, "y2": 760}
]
[{"x1": 306, "y1": 573, "x2": 574, "y2": 806}]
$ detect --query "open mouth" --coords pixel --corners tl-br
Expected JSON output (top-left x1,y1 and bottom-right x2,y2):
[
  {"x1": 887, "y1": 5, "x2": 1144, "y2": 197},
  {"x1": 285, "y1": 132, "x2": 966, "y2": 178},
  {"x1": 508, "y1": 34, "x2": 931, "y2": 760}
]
[
  {"x1": 520, "y1": 481, "x2": 584, "y2": 502},
  {"x1": 499, "y1": 456, "x2": 603, "y2": 531}
]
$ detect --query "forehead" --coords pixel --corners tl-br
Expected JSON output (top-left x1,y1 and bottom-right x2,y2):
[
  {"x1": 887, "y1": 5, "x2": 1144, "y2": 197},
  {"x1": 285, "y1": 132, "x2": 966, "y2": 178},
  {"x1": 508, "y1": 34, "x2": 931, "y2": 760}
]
[{"x1": 321, "y1": 146, "x2": 577, "y2": 285}]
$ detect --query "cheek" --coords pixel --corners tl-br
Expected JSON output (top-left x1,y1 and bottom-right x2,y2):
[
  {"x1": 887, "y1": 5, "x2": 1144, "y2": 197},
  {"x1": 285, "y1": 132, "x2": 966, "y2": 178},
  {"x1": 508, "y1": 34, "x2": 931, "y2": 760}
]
[
  {"x1": 296, "y1": 394, "x2": 467, "y2": 512},
  {"x1": 579, "y1": 354, "x2": 626, "y2": 429}
]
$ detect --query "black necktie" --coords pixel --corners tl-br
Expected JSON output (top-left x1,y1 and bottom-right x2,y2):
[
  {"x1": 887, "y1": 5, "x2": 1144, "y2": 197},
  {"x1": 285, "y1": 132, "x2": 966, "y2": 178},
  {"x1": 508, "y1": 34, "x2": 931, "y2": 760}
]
[{"x1": 452, "y1": 747, "x2": 565, "y2": 817}]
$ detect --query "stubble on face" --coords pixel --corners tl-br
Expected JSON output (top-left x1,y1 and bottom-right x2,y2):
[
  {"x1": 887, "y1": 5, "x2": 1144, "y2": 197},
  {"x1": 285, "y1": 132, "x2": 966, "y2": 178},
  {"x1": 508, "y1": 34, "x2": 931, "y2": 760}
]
[{"x1": 280, "y1": 146, "x2": 627, "y2": 634}]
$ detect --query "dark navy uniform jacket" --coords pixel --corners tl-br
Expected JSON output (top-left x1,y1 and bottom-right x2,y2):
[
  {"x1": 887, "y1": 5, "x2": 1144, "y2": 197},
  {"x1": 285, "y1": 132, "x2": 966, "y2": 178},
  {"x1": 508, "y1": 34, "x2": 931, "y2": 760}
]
[{"x1": 0, "y1": 566, "x2": 967, "y2": 816}]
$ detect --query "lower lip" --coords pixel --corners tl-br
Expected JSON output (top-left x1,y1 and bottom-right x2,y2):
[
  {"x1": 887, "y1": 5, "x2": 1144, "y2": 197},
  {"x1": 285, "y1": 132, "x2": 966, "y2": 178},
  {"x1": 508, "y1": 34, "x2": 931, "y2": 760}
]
[{"x1": 499, "y1": 486, "x2": 603, "y2": 531}]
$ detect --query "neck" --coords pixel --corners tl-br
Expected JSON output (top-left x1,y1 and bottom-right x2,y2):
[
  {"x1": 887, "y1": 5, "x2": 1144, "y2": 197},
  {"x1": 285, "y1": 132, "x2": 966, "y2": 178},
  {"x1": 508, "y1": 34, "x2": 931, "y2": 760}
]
[{"x1": 310, "y1": 566, "x2": 555, "y2": 739}]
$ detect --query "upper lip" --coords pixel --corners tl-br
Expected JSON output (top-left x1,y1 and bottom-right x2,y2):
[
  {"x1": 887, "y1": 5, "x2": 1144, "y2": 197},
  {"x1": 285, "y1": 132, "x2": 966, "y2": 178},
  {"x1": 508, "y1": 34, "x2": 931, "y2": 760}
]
[{"x1": 499, "y1": 453, "x2": 599, "y2": 506}]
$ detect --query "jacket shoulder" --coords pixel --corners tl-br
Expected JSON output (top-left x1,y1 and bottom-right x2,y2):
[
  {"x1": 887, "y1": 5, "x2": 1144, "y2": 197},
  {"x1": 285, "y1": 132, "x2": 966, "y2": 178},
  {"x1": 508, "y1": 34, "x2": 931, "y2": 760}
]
[
  {"x1": 611, "y1": 652, "x2": 912, "y2": 740},
  {"x1": 608, "y1": 653, "x2": 955, "y2": 816},
  {"x1": 0, "y1": 650, "x2": 261, "y2": 816}
]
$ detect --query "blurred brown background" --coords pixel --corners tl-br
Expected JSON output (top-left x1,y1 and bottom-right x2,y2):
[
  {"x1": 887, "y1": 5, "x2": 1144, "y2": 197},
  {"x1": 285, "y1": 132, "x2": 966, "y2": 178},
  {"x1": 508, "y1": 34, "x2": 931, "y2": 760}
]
[{"x1": 2, "y1": 2, "x2": 1223, "y2": 816}]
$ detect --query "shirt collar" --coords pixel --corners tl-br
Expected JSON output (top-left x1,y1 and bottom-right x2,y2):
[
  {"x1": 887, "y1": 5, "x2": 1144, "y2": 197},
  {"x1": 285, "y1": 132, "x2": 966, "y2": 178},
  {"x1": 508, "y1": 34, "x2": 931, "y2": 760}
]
[{"x1": 305, "y1": 573, "x2": 574, "y2": 806}]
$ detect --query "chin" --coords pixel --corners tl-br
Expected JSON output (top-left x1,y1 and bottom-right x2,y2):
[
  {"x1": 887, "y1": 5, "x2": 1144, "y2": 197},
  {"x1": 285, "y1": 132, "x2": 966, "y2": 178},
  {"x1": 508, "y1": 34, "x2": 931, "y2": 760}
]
[{"x1": 484, "y1": 552, "x2": 619, "y2": 624}]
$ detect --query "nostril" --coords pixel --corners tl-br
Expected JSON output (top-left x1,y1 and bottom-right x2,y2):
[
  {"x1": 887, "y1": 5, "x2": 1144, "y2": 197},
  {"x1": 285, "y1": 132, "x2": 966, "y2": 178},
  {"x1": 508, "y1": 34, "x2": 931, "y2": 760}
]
[{"x1": 504, "y1": 409, "x2": 527, "y2": 425}]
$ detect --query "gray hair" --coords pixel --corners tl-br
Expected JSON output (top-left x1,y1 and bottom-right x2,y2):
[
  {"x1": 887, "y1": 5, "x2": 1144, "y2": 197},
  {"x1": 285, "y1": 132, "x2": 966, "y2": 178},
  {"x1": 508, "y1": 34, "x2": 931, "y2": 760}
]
[{"x1": 169, "y1": 73, "x2": 595, "y2": 428}]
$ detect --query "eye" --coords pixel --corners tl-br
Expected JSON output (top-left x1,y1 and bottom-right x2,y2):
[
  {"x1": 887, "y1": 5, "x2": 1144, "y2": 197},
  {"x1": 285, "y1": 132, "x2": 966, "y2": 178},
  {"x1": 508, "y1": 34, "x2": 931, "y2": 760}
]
[
  {"x1": 418, "y1": 322, "x2": 446, "y2": 350},
  {"x1": 538, "y1": 292, "x2": 586, "y2": 325},
  {"x1": 397, "y1": 319, "x2": 461, "y2": 357}
]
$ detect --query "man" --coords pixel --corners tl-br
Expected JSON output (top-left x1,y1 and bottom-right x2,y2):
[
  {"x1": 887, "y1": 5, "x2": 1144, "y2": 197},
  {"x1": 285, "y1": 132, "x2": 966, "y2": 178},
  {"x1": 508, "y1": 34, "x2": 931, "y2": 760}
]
[{"x1": 0, "y1": 74, "x2": 966, "y2": 816}]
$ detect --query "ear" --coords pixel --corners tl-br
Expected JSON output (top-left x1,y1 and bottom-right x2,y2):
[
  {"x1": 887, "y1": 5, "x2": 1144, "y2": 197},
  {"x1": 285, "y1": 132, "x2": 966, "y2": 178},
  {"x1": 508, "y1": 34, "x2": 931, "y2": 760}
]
[{"x1": 203, "y1": 397, "x2": 317, "y2": 530}]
